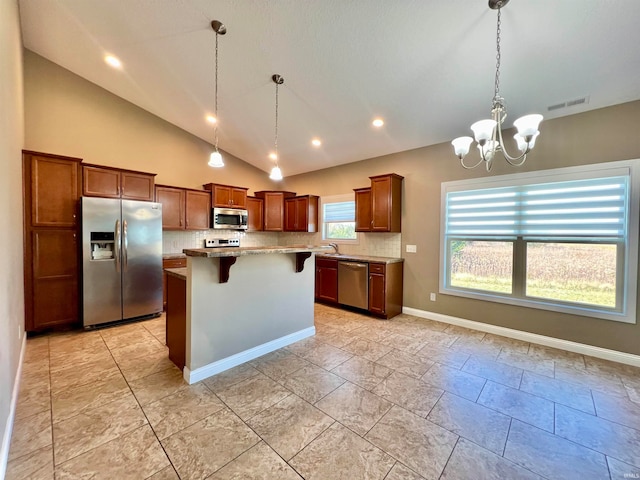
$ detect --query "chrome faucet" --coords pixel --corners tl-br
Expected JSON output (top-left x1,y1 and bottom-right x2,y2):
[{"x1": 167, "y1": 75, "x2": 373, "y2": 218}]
[{"x1": 329, "y1": 242, "x2": 339, "y2": 254}]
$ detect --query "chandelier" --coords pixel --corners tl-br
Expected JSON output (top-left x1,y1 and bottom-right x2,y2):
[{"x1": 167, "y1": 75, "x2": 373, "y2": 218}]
[
  {"x1": 451, "y1": 0, "x2": 542, "y2": 171},
  {"x1": 208, "y1": 20, "x2": 226, "y2": 168},
  {"x1": 269, "y1": 74, "x2": 284, "y2": 181}
]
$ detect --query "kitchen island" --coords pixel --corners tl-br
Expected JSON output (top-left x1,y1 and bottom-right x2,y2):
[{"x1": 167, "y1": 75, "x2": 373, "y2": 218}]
[{"x1": 170, "y1": 244, "x2": 333, "y2": 384}]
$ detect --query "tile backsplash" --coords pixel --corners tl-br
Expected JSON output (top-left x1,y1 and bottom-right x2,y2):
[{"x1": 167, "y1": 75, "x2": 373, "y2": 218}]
[{"x1": 162, "y1": 229, "x2": 402, "y2": 258}]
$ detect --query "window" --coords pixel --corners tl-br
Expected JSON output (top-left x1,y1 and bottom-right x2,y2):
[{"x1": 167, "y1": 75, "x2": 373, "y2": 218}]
[
  {"x1": 440, "y1": 160, "x2": 640, "y2": 323},
  {"x1": 321, "y1": 194, "x2": 357, "y2": 241}
]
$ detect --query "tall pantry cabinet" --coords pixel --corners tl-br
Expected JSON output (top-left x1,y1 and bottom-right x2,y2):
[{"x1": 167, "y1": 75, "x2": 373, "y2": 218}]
[{"x1": 23, "y1": 151, "x2": 82, "y2": 331}]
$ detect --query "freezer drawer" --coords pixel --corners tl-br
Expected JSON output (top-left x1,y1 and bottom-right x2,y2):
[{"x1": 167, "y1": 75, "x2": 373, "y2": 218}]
[{"x1": 338, "y1": 261, "x2": 369, "y2": 310}]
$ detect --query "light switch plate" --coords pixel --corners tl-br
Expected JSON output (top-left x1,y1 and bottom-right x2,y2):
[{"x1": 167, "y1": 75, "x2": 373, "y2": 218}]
[
  {"x1": 430, "y1": 293, "x2": 436, "y2": 301},
  {"x1": 406, "y1": 244, "x2": 417, "y2": 253}
]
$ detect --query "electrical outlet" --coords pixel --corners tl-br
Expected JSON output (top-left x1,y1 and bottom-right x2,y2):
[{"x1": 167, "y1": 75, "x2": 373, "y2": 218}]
[
  {"x1": 172, "y1": 240, "x2": 178, "y2": 249},
  {"x1": 406, "y1": 244, "x2": 417, "y2": 253},
  {"x1": 430, "y1": 292, "x2": 436, "y2": 302}
]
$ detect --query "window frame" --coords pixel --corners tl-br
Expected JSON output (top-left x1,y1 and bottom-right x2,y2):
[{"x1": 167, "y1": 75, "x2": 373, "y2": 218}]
[
  {"x1": 439, "y1": 160, "x2": 640, "y2": 324},
  {"x1": 320, "y1": 193, "x2": 359, "y2": 244}
]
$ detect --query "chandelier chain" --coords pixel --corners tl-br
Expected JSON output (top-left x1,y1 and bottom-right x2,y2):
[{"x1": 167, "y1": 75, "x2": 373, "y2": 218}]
[
  {"x1": 214, "y1": 31, "x2": 219, "y2": 150},
  {"x1": 494, "y1": 6, "x2": 502, "y2": 104}
]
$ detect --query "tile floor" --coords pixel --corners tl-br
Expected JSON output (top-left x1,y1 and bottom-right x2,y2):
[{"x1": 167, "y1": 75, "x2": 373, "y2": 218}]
[{"x1": 6, "y1": 304, "x2": 640, "y2": 479}]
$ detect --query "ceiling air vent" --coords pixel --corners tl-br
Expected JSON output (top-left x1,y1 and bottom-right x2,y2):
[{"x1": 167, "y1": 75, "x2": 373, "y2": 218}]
[{"x1": 548, "y1": 96, "x2": 590, "y2": 112}]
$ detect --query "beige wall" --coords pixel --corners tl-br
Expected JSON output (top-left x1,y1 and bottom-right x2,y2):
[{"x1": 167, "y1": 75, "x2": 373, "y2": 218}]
[
  {"x1": 23, "y1": 50, "x2": 274, "y2": 192},
  {"x1": 0, "y1": 0, "x2": 25, "y2": 470},
  {"x1": 21, "y1": 43, "x2": 640, "y2": 356},
  {"x1": 281, "y1": 101, "x2": 640, "y2": 355}
]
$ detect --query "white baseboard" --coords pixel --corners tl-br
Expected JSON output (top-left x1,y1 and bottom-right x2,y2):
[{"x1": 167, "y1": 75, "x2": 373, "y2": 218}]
[
  {"x1": 0, "y1": 334, "x2": 26, "y2": 480},
  {"x1": 402, "y1": 306, "x2": 640, "y2": 368},
  {"x1": 184, "y1": 326, "x2": 316, "y2": 384}
]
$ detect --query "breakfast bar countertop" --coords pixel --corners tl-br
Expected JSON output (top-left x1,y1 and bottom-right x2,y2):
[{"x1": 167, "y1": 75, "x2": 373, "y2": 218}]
[{"x1": 183, "y1": 244, "x2": 334, "y2": 258}]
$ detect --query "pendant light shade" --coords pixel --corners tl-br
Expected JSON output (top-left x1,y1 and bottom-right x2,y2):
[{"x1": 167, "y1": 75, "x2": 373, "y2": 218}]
[
  {"x1": 269, "y1": 166, "x2": 283, "y2": 181},
  {"x1": 209, "y1": 20, "x2": 226, "y2": 168},
  {"x1": 208, "y1": 151, "x2": 224, "y2": 168}
]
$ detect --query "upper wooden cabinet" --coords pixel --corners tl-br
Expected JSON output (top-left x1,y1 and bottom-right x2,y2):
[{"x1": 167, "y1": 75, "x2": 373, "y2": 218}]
[
  {"x1": 23, "y1": 150, "x2": 82, "y2": 332},
  {"x1": 83, "y1": 165, "x2": 155, "y2": 201},
  {"x1": 246, "y1": 196, "x2": 264, "y2": 231},
  {"x1": 29, "y1": 153, "x2": 80, "y2": 228},
  {"x1": 155, "y1": 185, "x2": 211, "y2": 230},
  {"x1": 284, "y1": 195, "x2": 319, "y2": 232},
  {"x1": 254, "y1": 191, "x2": 296, "y2": 231},
  {"x1": 354, "y1": 188, "x2": 372, "y2": 232},
  {"x1": 203, "y1": 183, "x2": 248, "y2": 209},
  {"x1": 354, "y1": 173, "x2": 403, "y2": 233}
]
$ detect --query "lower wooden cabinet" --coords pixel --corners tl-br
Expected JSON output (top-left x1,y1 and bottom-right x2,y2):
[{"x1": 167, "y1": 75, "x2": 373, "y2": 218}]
[
  {"x1": 315, "y1": 257, "x2": 338, "y2": 303},
  {"x1": 163, "y1": 257, "x2": 187, "y2": 310},
  {"x1": 166, "y1": 272, "x2": 186, "y2": 369},
  {"x1": 368, "y1": 262, "x2": 404, "y2": 319}
]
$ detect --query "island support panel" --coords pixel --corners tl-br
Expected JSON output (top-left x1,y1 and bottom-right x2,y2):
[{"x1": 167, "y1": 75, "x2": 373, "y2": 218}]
[{"x1": 184, "y1": 253, "x2": 316, "y2": 383}]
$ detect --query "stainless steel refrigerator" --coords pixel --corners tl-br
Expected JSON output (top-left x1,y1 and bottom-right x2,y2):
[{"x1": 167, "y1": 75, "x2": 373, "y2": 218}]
[{"x1": 82, "y1": 197, "x2": 163, "y2": 327}]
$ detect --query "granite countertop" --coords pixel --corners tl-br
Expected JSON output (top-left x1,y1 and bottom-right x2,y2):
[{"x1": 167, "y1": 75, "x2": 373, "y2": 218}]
[
  {"x1": 165, "y1": 267, "x2": 187, "y2": 279},
  {"x1": 163, "y1": 253, "x2": 187, "y2": 260},
  {"x1": 316, "y1": 253, "x2": 404, "y2": 264},
  {"x1": 183, "y1": 244, "x2": 334, "y2": 258}
]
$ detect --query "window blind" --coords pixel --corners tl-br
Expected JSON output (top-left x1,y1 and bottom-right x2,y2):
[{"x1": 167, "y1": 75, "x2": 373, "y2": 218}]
[
  {"x1": 446, "y1": 175, "x2": 628, "y2": 239},
  {"x1": 324, "y1": 201, "x2": 355, "y2": 222}
]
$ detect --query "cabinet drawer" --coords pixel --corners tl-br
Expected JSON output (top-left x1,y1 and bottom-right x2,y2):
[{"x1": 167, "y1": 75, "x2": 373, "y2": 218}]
[
  {"x1": 163, "y1": 258, "x2": 187, "y2": 269},
  {"x1": 316, "y1": 257, "x2": 338, "y2": 269},
  {"x1": 369, "y1": 262, "x2": 386, "y2": 274}
]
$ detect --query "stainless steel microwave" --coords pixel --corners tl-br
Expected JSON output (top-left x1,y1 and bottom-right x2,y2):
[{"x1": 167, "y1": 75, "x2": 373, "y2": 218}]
[{"x1": 212, "y1": 207, "x2": 248, "y2": 230}]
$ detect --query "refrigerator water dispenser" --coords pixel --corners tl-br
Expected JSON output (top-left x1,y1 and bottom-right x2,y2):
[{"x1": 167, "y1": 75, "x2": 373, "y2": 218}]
[{"x1": 90, "y1": 232, "x2": 115, "y2": 260}]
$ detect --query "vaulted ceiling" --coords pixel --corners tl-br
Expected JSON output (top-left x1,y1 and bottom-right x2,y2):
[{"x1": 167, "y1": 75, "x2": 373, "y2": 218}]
[{"x1": 18, "y1": 0, "x2": 640, "y2": 176}]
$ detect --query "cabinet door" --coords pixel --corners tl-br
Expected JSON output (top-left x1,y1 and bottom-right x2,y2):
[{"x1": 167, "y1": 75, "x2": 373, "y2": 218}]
[
  {"x1": 371, "y1": 174, "x2": 402, "y2": 232},
  {"x1": 156, "y1": 187, "x2": 185, "y2": 230},
  {"x1": 246, "y1": 196, "x2": 264, "y2": 231},
  {"x1": 263, "y1": 193, "x2": 285, "y2": 231},
  {"x1": 82, "y1": 165, "x2": 120, "y2": 199},
  {"x1": 284, "y1": 198, "x2": 297, "y2": 231},
  {"x1": 316, "y1": 266, "x2": 338, "y2": 303},
  {"x1": 213, "y1": 185, "x2": 232, "y2": 207},
  {"x1": 371, "y1": 176, "x2": 392, "y2": 232},
  {"x1": 354, "y1": 188, "x2": 372, "y2": 232},
  {"x1": 185, "y1": 190, "x2": 211, "y2": 230},
  {"x1": 31, "y1": 229, "x2": 78, "y2": 328},
  {"x1": 32, "y1": 156, "x2": 80, "y2": 227},
  {"x1": 295, "y1": 197, "x2": 309, "y2": 232},
  {"x1": 121, "y1": 172, "x2": 155, "y2": 201},
  {"x1": 231, "y1": 188, "x2": 248, "y2": 208},
  {"x1": 368, "y1": 272, "x2": 386, "y2": 315}
]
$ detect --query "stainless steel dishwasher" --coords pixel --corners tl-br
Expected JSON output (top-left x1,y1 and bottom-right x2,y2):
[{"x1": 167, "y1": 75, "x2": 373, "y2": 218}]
[{"x1": 338, "y1": 261, "x2": 369, "y2": 309}]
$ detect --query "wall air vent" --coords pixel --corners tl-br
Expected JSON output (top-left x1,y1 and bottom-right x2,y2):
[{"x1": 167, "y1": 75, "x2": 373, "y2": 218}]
[
  {"x1": 547, "y1": 102, "x2": 566, "y2": 111},
  {"x1": 548, "y1": 96, "x2": 590, "y2": 112}
]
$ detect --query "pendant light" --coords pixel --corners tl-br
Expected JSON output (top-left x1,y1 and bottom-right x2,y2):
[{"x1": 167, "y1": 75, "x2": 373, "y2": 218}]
[
  {"x1": 269, "y1": 74, "x2": 284, "y2": 181},
  {"x1": 208, "y1": 20, "x2": 226, "y2": 168},
  {"x1": 451, "y1": 0, "x2": 543, "y2": 171}
]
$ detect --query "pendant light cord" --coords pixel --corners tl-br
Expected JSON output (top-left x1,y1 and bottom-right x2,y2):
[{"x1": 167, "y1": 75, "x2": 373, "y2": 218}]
[
  {"x1": 214, "y1": 31, "x2": 219, "y2": 151},
  {"x1": 274, "y1": 80, "x2": 279, "y2": 161}
]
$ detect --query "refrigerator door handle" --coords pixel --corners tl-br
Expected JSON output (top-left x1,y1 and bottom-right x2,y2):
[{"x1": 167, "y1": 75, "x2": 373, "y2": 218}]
[
  {"x1": 123, "y1": 219, "x2": 128, "y2": 271},
  {"x1": 115, "y1": 219, "x2": 121, "y2": 273}
]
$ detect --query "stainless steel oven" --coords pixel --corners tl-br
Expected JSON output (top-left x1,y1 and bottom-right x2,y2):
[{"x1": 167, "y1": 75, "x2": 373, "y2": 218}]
[{"x1": 212, "y1": 207, "x2": 248, "y2": 230}]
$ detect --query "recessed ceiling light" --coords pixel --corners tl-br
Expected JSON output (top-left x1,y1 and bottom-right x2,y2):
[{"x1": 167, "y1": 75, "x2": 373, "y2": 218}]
[
  {"x1": 372, "y1": 118, "x2": 384, "y2": 127},
  {"x1": 311, "y1": 138, "x2": 322, "y2": 147},
  {"x1": 104, "y1": 55, "x2": 122, "y2": 69},
  {"x1": 269, "y1": 152, "x2": 278, "y2": 160},
  {"x1": 206, "y1": 115, "x2": 217, "y2": 124}
]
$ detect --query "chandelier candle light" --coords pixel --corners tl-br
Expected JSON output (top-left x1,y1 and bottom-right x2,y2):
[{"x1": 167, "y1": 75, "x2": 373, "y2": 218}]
[
  {"x1": 269, "y1": 74, "x2": 285, "y2": 181},
  {"x1": 451, "y1": 0, "x2": 543, "y2": 171},
  {"x1": 208, "y1": 20, "x2": 226, "y2": 168}
]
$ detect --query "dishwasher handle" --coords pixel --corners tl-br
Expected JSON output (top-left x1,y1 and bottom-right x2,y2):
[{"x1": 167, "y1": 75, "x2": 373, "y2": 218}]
[{"x1": 339, "y1": 261, "x2": 368, "y2": 269}]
